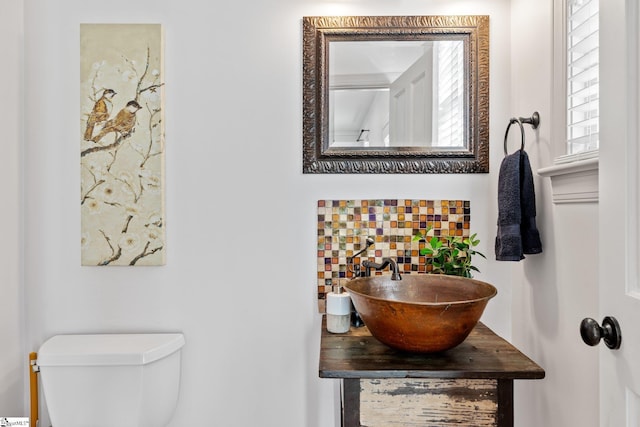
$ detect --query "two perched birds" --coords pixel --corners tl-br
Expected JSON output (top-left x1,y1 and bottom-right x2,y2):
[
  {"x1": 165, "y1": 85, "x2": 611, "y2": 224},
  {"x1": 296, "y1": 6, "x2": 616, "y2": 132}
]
[{"x1": 83, "y1": 89, "x2": 142, "y2": 143}]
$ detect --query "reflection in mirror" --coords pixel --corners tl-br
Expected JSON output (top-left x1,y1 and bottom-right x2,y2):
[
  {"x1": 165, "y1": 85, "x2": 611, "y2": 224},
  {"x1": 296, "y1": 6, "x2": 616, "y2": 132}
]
[
  {"x1": 302, "y1": 16, "x2": 489, "y2": 174},
  {"x1": 329, "y1": 40, "x2": 465, "y2": 148}
]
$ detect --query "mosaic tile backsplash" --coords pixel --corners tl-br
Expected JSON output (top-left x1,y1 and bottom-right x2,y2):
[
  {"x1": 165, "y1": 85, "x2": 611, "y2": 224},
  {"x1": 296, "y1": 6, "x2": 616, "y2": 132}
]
[{"x1": 317, "y1": 199, "x2": 471, "y2": 312}]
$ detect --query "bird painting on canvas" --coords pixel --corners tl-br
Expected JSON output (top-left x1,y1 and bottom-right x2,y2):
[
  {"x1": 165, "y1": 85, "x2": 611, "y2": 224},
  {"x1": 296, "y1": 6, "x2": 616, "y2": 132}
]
[
  {"x1": 83, "y1": 88, "x2": 116, "y2": 141},
  {"x1": 91, "y1": 100, "x2": 142, "y2": 143}
]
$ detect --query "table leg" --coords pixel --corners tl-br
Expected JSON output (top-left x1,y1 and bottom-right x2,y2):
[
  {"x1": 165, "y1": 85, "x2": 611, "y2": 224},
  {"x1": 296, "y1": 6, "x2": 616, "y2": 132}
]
[
  {"x1": 342, "y1": 379, "x2": 360, "y2": 427},
  {"x1": 497, "y1": 379, "x2": 514, "y2": 427}
]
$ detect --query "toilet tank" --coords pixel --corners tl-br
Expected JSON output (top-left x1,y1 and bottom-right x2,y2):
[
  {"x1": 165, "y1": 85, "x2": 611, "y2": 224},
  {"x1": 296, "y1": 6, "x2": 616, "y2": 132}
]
[{"x1": 37, "y1": 333, "x2": 185, "y2": 427}]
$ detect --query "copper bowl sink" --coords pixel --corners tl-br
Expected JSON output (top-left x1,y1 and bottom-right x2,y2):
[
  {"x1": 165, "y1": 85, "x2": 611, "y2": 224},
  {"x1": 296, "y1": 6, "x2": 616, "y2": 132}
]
[{"x1": 345, "y1": 274, "x2": 497, "y2": 353}]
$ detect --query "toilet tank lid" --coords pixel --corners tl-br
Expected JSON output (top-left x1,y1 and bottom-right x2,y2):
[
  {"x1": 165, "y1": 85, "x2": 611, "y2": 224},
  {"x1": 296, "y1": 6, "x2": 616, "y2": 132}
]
[{"x1": 37, "y1": 333, "x2": 185, "y2": 367}]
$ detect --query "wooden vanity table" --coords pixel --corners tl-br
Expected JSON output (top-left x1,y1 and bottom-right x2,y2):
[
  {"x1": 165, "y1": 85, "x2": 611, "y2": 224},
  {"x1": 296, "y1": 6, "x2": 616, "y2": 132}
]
[{"x1": 319, "y1": 318, "x2": 544, "y2": 427}]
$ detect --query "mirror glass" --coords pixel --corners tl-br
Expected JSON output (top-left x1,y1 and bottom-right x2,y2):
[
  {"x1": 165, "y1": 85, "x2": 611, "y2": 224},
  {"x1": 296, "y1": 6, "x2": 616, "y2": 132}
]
[
  {"x1": 329, "y1": 40, "x2": 465, "y2": 148},
  {"x1": 302, "y1": 16, "x2": 489, "y2": 174}
]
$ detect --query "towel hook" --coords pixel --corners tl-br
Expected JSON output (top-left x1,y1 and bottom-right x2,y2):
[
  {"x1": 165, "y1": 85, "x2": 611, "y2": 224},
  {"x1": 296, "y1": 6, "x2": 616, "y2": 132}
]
[
  {"x1": 519, "y1": 112, "x2": 540, "y2": 129},
  {"x1": 503, "y1": 112, "x2": 540, "y2": 156}
]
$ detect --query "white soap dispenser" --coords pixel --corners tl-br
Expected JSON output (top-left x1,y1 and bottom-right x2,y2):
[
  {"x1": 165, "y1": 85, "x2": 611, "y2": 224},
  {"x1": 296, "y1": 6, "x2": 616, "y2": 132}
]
[{"x1": 326, "y1": 283, "x2": 351, "y2": 334}]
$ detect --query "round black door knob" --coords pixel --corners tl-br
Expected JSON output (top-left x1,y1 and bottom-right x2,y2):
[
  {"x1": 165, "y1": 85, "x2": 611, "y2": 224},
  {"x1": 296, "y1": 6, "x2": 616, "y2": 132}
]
[{"x1": 580, "y1": 316, "x2": 622, "y2": 350}]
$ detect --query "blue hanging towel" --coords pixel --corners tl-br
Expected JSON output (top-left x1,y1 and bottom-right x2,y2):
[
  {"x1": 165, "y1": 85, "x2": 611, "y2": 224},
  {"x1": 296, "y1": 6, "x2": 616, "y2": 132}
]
[{"x1": 495, "y1": 150, "x2": 542, "y2": 261}]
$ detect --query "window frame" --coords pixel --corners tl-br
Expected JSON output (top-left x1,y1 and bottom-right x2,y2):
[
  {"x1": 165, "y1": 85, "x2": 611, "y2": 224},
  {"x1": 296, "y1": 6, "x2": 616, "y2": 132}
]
[{"x1": 538, "y1": 0, "x2": 599, "y2": 203}]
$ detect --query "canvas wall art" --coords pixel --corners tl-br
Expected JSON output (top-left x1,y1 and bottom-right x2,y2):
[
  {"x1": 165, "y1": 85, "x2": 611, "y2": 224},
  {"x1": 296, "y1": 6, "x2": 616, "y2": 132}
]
[{"x1": 80, "y1": 24, "x2": 165, "y2": 265}]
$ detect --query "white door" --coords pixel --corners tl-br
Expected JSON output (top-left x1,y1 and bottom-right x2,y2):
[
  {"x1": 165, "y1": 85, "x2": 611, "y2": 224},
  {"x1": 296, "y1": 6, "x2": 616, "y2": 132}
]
[
  {"x1": 389, "y1": 51, "x2": 432, "y2": 146},
  {"x1": 596, "y1": 0, "x2": 640, "y2": 425}
]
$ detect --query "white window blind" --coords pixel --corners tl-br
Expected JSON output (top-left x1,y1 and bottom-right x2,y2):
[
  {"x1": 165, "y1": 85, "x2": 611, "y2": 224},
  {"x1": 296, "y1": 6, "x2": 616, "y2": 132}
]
[
  {"x1": 435, "y1": 41, "x2": 464, "y2": 147},
  {"x1": 566, "y1": 0, "x2": 599, "y2": 154}
]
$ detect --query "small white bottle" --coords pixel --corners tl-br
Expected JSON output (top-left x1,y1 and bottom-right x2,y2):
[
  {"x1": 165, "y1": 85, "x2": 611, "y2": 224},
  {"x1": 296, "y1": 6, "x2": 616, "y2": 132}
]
[{"x1": 326, "y1": 284, "x2": 351, "y2": 334}]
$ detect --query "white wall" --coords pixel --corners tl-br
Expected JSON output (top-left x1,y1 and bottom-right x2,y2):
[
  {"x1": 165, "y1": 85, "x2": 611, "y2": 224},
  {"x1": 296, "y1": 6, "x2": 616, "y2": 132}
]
[
  {"x1": 8, "y1": 0, "x2": 602, "y2": 426},
  {"x1": 509, "y1": 1, "x2": 599, "y2": 426},
  {"x1": 0, "y1": 0, "x2": 25, "y2": 417}
]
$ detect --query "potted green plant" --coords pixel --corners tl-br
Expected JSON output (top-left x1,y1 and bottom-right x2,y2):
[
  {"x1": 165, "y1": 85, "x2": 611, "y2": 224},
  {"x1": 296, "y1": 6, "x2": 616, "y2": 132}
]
[{"x1": 412, "y1": 228, "x2": 486, "y2": 278}]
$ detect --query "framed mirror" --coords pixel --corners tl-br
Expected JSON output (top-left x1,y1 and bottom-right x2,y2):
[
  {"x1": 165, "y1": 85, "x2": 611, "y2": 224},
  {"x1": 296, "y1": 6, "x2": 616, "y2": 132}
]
[{"x1": 302, "y1": 16, "x2": 489, "y2": 173}]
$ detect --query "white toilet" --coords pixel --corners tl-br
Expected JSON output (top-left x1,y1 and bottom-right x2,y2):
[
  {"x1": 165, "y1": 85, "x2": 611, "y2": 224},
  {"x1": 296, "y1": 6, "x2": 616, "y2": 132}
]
[{"x1": 36, "y1": 333, "x2": 185, "y2": 427}]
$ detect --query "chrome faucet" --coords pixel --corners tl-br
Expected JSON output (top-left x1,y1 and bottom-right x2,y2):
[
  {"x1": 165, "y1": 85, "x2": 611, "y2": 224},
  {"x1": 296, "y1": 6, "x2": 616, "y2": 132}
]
[{"x1": 362, "y1": 257, "x2": 402, "y2": 280}]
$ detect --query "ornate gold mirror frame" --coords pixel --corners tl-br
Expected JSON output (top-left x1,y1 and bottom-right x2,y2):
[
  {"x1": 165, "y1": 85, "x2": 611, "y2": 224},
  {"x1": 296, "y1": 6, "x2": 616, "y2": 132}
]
[{"x1": 302, "y1": 15, "x2": 489, "y2": 174}]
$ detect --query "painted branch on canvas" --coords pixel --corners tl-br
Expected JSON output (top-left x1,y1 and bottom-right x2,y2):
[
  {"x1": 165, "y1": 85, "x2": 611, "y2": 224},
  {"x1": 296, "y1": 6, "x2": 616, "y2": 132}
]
[{"x1": 80, "y1": 24, "x2": 165, "y2": 266}]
